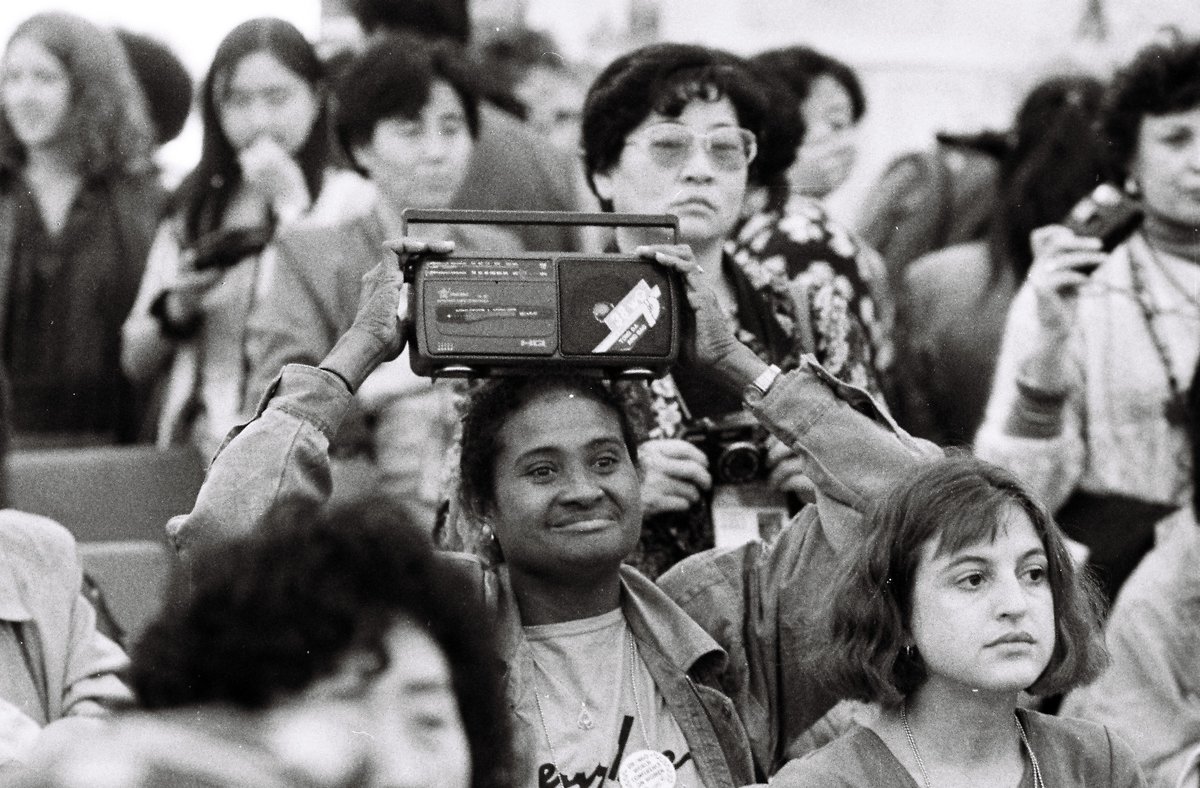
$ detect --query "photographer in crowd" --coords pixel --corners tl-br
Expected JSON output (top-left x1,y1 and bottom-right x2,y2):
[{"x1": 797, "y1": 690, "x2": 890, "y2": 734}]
[
  {"x1": 243, "y1": 33, "x2": 518, "y2": 525},
  {"x1": 975, "y1": 35, "x2": 1200, "y2": 606}
]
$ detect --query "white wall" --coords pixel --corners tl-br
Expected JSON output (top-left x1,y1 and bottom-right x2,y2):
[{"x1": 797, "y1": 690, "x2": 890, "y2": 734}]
[{"x1": 0, "y1": 1, "x2": 321, "y2": 182}]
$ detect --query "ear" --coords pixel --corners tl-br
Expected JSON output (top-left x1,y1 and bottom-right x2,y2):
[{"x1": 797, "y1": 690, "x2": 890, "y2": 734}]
[{"x1": 741, "y1": 185, "x2": 768, "y2": 218}]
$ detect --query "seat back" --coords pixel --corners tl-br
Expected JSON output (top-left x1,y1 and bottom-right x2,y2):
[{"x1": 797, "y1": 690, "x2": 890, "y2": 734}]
[{"x1": 7, "y1": 444, "x2": 205, "y2": 542}]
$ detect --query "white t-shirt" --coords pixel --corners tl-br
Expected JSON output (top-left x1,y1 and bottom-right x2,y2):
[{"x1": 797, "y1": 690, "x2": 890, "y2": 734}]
[{"x1": 516, "y1": 609, "x2": 706, "y2": 788}]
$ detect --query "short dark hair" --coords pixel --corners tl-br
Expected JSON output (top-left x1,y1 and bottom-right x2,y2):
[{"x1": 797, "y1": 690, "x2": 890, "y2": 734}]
[
  {"x1": 1101, "y1": 34, "x2": 1200, "y2": 180},
  {"x1": 130, "y1": 497, "x2": 509, "y2": 788},
  {"x1": 345, "y1": 0, "x2": 470, "y2": 44},
  {"x1": 174, "y1": 17, "x2": 331, "y2": 243},
  {"x1": 815, "y1": 455, "x2": 1107, "y2": 709},
  {"x1": 116, "y1": 29, "x2": 193, "y2": 146},
  {"x1": 331, "y1": 33, "x2": 480, "y2": 170},
  {"x1": 750, "y1": 46, "x2": 867, "y2": 123},
  {"x1": 581, "y1": 43, "x2": 790, "y2": 209},
  {"x1": 458, "y1": 375, "x2": 641, "y2": 525}
]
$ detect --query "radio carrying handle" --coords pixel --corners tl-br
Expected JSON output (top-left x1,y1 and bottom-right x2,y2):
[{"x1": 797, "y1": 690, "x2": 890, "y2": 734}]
[{"x1": 401, "y1": 209, "x2": 679, "y2": 245}]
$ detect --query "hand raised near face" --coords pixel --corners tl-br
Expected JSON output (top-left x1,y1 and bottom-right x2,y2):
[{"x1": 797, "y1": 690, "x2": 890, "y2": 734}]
[
  {"x1": 639, "y1": 438, "x2": 713, "y2": 517},
  {"x1": 238, "y1": 137, "x2": 311, "y2": 221}
]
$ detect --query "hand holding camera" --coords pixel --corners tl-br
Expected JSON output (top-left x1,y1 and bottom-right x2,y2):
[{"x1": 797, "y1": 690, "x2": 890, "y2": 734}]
[{"x1": 639, "y1": 438, "x2": 712, "y2": 516}]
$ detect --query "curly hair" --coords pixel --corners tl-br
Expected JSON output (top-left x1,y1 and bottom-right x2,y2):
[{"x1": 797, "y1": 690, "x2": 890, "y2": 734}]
[
  {"x1": 332, "y1": 32, "x2": 481, "y2": 172},
  {"x1": 458, "y1": 374, "x2": 641, "y2": 526},
  {"x1": 1101, "y1": 34, "x2": 1200, "y2": 180},
  {"x1": 173, "y1": 17, "x2": 332, "y2": 244},
  {"x1": 581, "y1": 43, "x2": 794, "y2": 210},
  {"x1": 130, "y1": 497, "x2": 510, "y2": 788},
  {"x1": 815, "y1": 455, "x2": 1107, "y2": 709},
  {"x1": 0, "y1": 12, "x2": 154, "y2": 179}
]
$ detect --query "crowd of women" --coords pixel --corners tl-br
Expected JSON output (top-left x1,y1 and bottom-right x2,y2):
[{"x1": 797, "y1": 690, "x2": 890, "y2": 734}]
[{"x1": 0, "y1": 1, "x2": 1197, "y2": 786}]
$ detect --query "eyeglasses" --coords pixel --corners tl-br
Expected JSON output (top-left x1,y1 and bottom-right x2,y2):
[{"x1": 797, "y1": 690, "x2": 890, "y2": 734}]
[{"x1": 624, "y1": 123, "x2": 757, "y2": 172}]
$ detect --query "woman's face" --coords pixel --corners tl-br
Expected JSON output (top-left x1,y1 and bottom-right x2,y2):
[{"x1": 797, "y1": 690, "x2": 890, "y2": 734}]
[
  {"x1": 218, "y1": 50, "x2": 320, "y2": 156},
  {"x1": 787, "y1": 74, "x2": 859, "y2": 200},
  {"x1": 269, "y1": 618, "x2": 471, "y2": 788},
  {"x1": 1130, "y1": 106, "x2": 1200, "y2": 227},
  {"x1": 486, "y1": 387, "x2": 642, "y2": 583},
  {"x1": 353, "y1": 80, "x2": 475, "y2": 214},
  {"x1": 907, "y1": 507, "x2": 1055, "y2": 698},
  {"x1": 1, "y1": 37, "x2": 71, "y2": 152},
  {"x1": 593, "y1": 95, "x2": 751, "y2": 250}
]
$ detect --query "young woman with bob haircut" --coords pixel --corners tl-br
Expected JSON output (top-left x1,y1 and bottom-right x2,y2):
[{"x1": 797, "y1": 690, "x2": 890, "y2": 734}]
[{"x1": 768, "y1": 456, "x2": 1145, "y2": 787}]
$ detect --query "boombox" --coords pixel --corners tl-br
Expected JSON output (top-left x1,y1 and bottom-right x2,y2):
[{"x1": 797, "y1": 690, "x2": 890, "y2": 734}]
[{"x1": 400, "y1": 209, "x2": 685, "y2": 379}]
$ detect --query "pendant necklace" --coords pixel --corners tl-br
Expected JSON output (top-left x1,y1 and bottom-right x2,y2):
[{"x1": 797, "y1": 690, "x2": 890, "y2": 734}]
[
  {"x1": 528, "y1": 627, "x2": 677, "y2": 788},
  {"x1": 901, "y1": 703, "x2": 1045, "y2": 788}
]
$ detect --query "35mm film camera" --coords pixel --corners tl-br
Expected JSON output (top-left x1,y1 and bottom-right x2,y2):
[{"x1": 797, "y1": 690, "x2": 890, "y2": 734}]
[{"x1": 401, "y1": 209, "x2": 685, "y2": 379}]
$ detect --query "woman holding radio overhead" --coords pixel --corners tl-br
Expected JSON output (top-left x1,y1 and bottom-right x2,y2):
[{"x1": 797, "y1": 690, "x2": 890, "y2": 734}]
[
  {"x1": 976, "y1": 36, "x2": 1200, "y2": 607},
  {"x1": 121, "y1": 18, "x2": 367, "y2": 459}
]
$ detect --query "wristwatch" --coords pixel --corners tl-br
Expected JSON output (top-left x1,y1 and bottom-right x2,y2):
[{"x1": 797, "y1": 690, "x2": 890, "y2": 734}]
[{"x1": 743, "y1": 364, "x2": 782, "y2": 405}]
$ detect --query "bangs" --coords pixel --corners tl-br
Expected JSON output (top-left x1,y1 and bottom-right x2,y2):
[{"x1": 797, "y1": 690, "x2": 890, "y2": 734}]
[
  {"x1": 652, "y1": 64, "x2": 752, "y2": 122},
  {"x1": 929, "y1": 487, "x2": 1033, "y2": 558}
]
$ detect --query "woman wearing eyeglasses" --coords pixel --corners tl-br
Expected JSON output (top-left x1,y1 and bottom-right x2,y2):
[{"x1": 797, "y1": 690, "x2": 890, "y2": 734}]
[{"x1": 575, "y1": 43, "x2": 861, "y2": 576}]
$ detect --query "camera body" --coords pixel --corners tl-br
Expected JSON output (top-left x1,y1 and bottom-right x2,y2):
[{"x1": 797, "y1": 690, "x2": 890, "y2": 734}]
[
  {"x1": 1063, "y1": 183, "x2": 1143, "y2": 256},
  {"x1": 683, "y1": 414, "x2": 771, "y2": 485},
  {"x1": 402, "y1": 210, "x2": 684, "y2": 379}
]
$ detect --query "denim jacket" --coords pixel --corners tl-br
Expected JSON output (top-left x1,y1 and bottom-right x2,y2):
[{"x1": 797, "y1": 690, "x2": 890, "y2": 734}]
[{"x1": 169, "y1": 359, "x2": 936, "y2": 785}]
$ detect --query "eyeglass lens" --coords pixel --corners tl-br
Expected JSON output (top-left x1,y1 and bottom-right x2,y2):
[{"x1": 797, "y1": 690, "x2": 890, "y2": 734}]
[{"x1": 637, "y1": 126, "x2": 755, "y2": 171}]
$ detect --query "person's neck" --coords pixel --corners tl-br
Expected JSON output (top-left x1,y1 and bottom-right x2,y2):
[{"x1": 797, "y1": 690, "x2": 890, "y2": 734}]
[
  {"x1": 23, "y1": 146, "x2": 78, "y2": 185},
  {"x1": 878, "y1": 681, "x2": 1027, "y2": 782},
  {"x1": 1142, "y1": 209, "x2": 1200, "y2": 264},
  {"x1": 509, "y1": 565, "x2": 623, "y2": 626}
]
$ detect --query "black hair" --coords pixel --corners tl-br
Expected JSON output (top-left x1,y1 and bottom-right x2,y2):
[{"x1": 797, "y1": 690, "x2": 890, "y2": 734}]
[
  {"x1": 345, "y1": 0, "x2": 470, "y2": 44},
  {"x1": 116, "y1": 29, "x2": 194, "y2": 146},
  {"x1": 173, "y1": 17, "x2": 331, "y2": 244},
  {"x1": 749, "y1": 45, "x2": 867, "y2": 122},
  {"x1": 990, "y1": 74, "x2": 1110, "y2": 283},
  {"x1": 458, "y1": 375, "x2": 641, "y2": 526},
  {"x1": 130, "y1": 497, "x2": 509, "y2": 788},
  {"x1": 331, "y1": 33, "x2": 481, "y2": 172},
  {"x1": 1101, "y1": 34, "x2": 1200, "y2": 180},
  {"x1": 581, "y1": 43, "x2": 790, "y2": 210}
]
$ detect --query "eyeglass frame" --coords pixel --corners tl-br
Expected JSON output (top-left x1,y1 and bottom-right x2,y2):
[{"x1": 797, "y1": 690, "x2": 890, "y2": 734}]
[{"x1": 622, "y1": 122, "x2": 759, "y2": 172}]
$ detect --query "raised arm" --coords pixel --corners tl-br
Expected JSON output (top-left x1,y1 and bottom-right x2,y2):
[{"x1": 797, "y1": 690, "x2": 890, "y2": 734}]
[{"x1": 169, "y1": 239, "x2": 452, "y2": 558}]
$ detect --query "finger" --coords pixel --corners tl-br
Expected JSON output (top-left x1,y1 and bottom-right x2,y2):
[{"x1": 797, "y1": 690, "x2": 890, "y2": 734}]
[
  {"x1": 644, "y1": 492, "x2": 694, "y2": 514},
  {"x1": 384, "y1": 237, "x2": 455, "y2": 256},
  {"x1": 768, "y1": 460, "x2": 807, "y2": 491},
  {"x1": 650, "y1": 477, "x2": 703, "y2": 506},
  {"x1": 650, "y1": 438, "x2": 710, "y2": 464},
  {"x1": 634, "y1": 244, "x2": 698, "y2": 275},
  {"x1": 765, "y1": 437, "x2": 798, "y2": 466},
  {"x1": 651, "y1": 454, "x2": 712, "y2": 490}
]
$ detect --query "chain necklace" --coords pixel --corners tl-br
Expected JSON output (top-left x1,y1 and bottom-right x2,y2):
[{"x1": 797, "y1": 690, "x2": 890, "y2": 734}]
[
  {"x1": 1128, "y1": 237, "x2": 1191, "y2": 429},
  {"x1": 900, "y1": 703, "x2": 1045, "y2": 788},
  {"x1": 527, "y1": 626, "x2": 661, "y2": 784}
]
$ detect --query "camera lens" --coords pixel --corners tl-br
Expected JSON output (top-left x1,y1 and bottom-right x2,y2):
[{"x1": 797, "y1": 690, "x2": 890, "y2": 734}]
[{"x1": 717, "y1": 441, "x2": 763, "y2": 484}]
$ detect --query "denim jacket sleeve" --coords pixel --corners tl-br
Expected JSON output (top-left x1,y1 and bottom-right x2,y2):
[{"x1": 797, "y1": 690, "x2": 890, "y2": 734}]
[
  {"x1": 658, "y1": 357, "x2": 939, "y2": 774},
  {"x1": 167, "y1": 364, "x2": 353, "y2": 557}
]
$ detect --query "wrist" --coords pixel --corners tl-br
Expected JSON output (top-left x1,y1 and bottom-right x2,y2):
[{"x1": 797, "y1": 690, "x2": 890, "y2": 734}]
[{"x1": 320, "y1": 327, "x2": 389, "y2": 394}]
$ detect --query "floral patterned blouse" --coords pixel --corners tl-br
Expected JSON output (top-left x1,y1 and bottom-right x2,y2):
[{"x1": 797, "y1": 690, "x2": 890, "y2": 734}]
[{"x1": 625, "y1": 197, "x2": 894, "y2": 577}]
